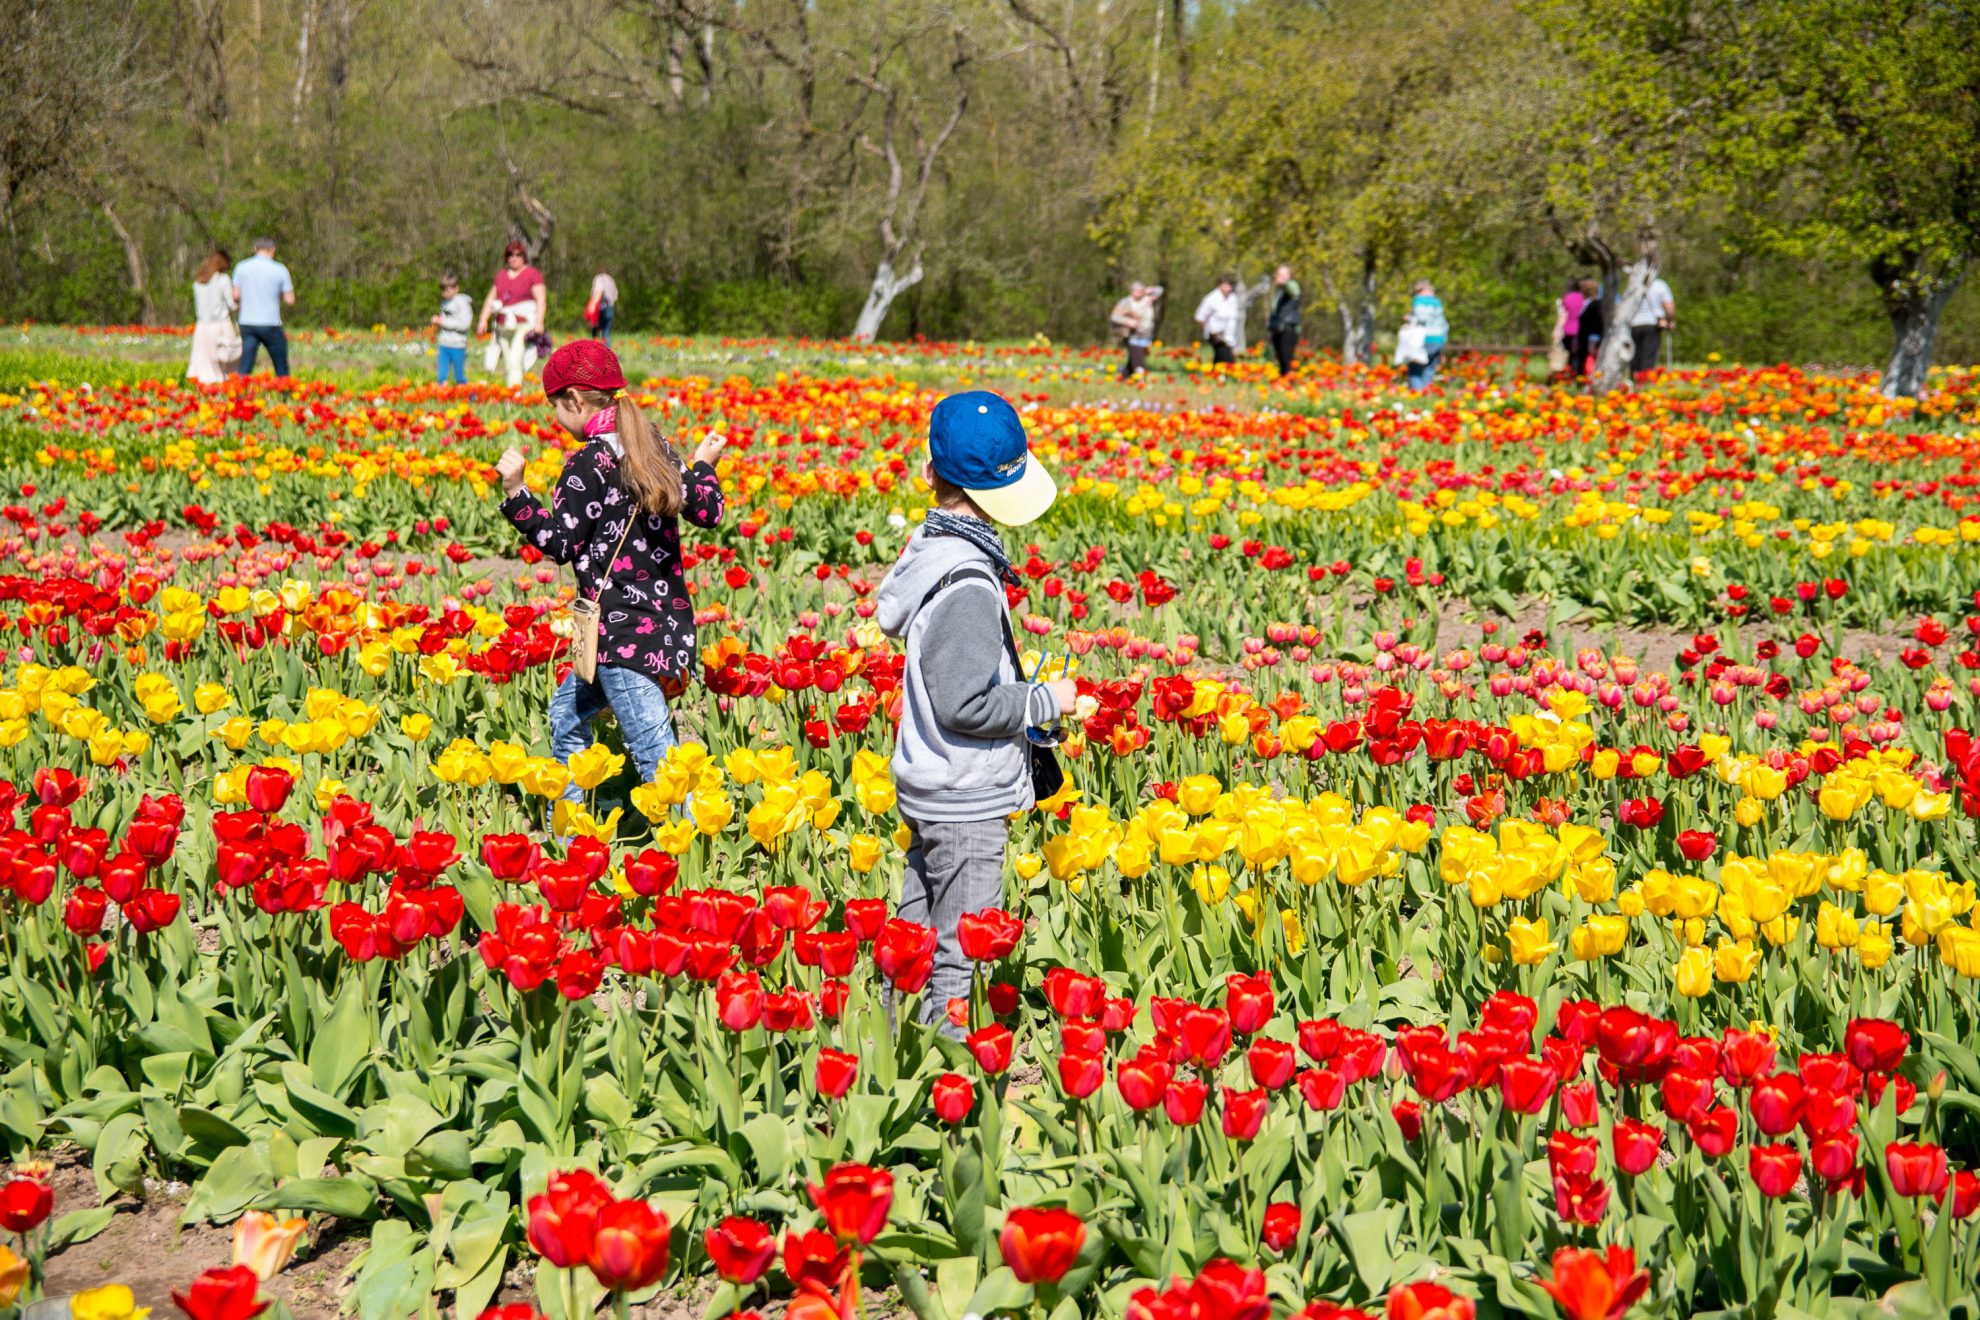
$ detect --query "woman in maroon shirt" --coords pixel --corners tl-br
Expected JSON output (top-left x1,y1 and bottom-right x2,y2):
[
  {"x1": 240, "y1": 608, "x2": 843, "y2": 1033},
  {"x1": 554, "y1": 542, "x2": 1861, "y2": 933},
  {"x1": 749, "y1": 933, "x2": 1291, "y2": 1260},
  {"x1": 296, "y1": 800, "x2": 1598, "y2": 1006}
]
[
  {"x1": 478, "y1": 240, "x2": 548, "y2": 388},
  {"x1": 495, "y1": 341, "x2": 727, "y2": 806}
]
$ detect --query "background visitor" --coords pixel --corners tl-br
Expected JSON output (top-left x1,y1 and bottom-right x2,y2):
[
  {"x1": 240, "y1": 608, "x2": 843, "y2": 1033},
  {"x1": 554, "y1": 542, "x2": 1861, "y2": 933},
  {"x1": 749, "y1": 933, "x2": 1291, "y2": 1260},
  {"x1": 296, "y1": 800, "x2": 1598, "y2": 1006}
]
[
  {"x1": 1267, "y1": 265, "x2": 1302, "y2": 376},
  {"x1": 186, "y1": 249, "x2": 238, "y2": 385},
  {"x1": 479, "y1": 241, "x2": 548, "y2": 388},
  {"x1": 1194, "y1": 276, "x2": 1242, "y2": 366},
  {"x1": 433, "y1": 274, "x2": 473, "y2": 384},
  {"x1": 588, "y1": 267, "x2": 619, "y2": 345},
  {"x1": 1110, "y1": 282, "x2": 1162, "y2": 380},
  {"x1": 231, "y1": 237, "x2": 295, "y2": 378},
  {"x1": 1405, "y1": 280, "x2": 1448, "y2": 390},
  {"x1": 1630, "y1": 274, "x2": 1675, "y2": 380}
]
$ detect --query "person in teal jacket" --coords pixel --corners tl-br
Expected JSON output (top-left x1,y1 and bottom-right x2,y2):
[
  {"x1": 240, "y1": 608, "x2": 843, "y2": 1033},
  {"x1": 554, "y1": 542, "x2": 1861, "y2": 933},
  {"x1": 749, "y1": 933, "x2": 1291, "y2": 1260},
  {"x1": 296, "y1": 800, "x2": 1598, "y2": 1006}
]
[{"x1": 1406, "y1": 280, "x2": 1448, "y2": 390}]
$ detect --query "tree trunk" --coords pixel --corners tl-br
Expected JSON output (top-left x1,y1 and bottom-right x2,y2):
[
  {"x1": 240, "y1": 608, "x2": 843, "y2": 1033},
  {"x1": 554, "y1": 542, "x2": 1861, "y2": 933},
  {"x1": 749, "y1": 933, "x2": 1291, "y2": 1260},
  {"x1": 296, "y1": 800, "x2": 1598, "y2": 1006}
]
[
  {"x1": 853, "y1": 256, "x2": 922, "y2": 341},
  {"x1": 98, "y1": 197, "x2": 154, "y2": 325},
  {"x1": 1231, "y1": 272, "x2": 1269, "y2": 355},
  {"x1": 1874, "y1": 256, "x2": 1966, "y2": 399},
  {"x1": 1592, "y1": 254, "x2": 1655, "y2": 396},
  {"x1": 1324, "y1": 255, "x2": 1379, "y2": 365}
]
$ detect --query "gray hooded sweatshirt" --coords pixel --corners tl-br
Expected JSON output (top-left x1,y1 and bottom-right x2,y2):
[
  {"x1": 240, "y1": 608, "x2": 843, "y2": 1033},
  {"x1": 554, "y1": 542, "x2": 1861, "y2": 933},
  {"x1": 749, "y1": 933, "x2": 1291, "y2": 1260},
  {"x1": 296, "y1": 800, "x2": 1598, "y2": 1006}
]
[{"x1": 875, "y1": 525, "x2": 1060, "y2": 824}]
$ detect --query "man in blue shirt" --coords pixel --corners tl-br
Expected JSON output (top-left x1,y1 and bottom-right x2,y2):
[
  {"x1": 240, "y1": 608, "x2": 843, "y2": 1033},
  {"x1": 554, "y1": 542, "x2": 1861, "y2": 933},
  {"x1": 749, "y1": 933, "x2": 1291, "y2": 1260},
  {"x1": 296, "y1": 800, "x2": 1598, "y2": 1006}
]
[{"x1": 231, "y1": 237, "x2": 296, "y2": 378}]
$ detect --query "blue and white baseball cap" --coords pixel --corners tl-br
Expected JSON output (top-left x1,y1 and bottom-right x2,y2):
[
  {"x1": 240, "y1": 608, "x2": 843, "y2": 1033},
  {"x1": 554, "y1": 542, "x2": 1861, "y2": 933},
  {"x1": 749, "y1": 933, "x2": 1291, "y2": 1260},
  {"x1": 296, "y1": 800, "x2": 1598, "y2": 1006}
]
[{"x1": 928, "y1": 390, "x2": 1057, "y2": 526}]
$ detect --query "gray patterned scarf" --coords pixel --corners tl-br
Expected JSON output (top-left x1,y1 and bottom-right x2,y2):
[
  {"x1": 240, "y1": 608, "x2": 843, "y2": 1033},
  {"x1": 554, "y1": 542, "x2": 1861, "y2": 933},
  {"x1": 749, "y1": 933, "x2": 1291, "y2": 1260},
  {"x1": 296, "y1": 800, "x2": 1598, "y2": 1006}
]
[{"x1": 923, "y1": 509, "x2": 1019, "y2": 588}]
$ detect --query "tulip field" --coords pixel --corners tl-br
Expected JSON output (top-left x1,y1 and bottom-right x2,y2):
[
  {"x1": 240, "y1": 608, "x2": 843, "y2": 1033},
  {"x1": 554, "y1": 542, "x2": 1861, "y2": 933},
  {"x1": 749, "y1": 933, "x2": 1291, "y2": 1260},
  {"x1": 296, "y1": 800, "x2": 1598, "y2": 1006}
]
[{"x1": 1, "y1": 333, "x2": 1979, "y2": 1320}]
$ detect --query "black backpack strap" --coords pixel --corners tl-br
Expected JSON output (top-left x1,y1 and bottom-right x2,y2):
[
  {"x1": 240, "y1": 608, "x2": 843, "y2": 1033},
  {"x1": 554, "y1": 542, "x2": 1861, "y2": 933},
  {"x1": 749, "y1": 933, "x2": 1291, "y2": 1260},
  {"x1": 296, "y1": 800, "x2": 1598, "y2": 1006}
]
[{"x1": 918, "y1": 565, "x2": 1026, "y2": 676}]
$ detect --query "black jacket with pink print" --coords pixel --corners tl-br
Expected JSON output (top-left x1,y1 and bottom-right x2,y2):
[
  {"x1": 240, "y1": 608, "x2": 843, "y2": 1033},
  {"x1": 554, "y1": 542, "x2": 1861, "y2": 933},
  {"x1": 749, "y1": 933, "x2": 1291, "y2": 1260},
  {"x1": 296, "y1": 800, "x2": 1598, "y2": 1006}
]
[{"x1": 501, "y1": 436, "x2": 724, "y2": 679}]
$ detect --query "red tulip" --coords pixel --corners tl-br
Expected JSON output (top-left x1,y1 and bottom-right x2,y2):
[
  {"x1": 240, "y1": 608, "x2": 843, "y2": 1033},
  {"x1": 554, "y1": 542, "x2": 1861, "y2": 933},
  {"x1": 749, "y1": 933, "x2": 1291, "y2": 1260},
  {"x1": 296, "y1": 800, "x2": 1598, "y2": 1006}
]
[
  {"x1": 1799, "y1": 1085, "x2": 1857, "y2": 1139},
  {"x1": 842, "y1": 898, "x2": 888, "y2": 942},
  {"x1": 1748, "y1": 1143, "x2": 1801, "y2": 1198},
  {"x1": 815, "y1": 1048, "x2": 858, "y2": 1099},
  {"x1": 1686, "y1": 1106, "x2": 1739, "y2": 1159},
  {"x1": 1659, "y1": 1069, "x2": 1716, "y2": 1123},
  {"x1": 526, "y1": 1170, "x2": 611, "y2": 1268},
  {"x1": 873, "y1": 919, "x2": 935, "y2": 993},
  {"x1": 1392, "y1": 1099, "x2": 1423, "y2": 1141},
  {"x1": 243, "y1": 765, "x2": 294, "y2": 813},
  {"x1": 1611, "y1": 1118, "x2": 1663, "y2": 1176},
  {"x1": 64, "y1": 885, "x2": 109, "y2": 934},
  {"x1": 1041, "y1": 967, "x2": 1105, "y2": 1018},
  {"x1": 1385, "y1": 1279, "x2": 1475, "y2": 1320},
  {"x1": 1943, "y1": 1169, "x2": 1980, "y2": 1220},
  {"x1": 1547, "y1": 1131, "x2": 1598, "y2": 1177},
  {"x1": 1717, "y1": 1029, "x2": 1776, "y2": 1088},
  {"x1": 809, "y1": 1163, "x2": 893, "y2": 1244},
  {"x1": 998, "y1": 1206, "x2": 1086, "y2": 1285},
  {"x1": 1298, "y1": 1017, "x2": 1342, "y2": 1062},
  {"x1": 931, "y1": 1072, "x2": 975, "y2": 1124},
  {"x1": 1748, "y1": 1072, "x2": 1803, "y2": 1136},
  {"x1": 1810, "y1": 1132, "x2": 1859, "y2": 1182},
  {"x1": 1117, "y1": 1057, "x2": 1172, "y2": 1112},
  {"x1": 1497, "y1": 1057, "x2": 1557, "y2": 1115},
  {"x1": 1164, "y1": 1078, "x2": 1208, "y2": 1126},
  {"x1": 1559, "y1": 1080, "x2": 1600, "y2": 1129},
  {"x1": 967, "y1": 1024, "x2": 1014, "y2": 1075},
  {"x1": 0, "y1": 1176, "x2": 52, "y2": 1232},
  {"x1": 1190, "y1": 1259, "x2": 1272, "y2": 1320},
  {"x1": 1844, "y1": 1018, "x2": 1908, "y2": 1075},
  {"x1": 1536, "y1": 1245, "x2": 1650, "y2": 1320},
  {"x1": 1178, "y1": 1006, "x2": 1233, "y2": 1068},
  {"x1": 1058, "y1": 1050, "x2": 1104, "y2": 1100},
  {"x1": 588, "y1": 1198, "x2": 671, "y2": 1291},
  {"x1": 1246, "y1": 1038, "x2": 1297, "y2": 1090},
  {"x1": 1552, "y1": 1169, "x2": 1610, "y2": 1225},
  {"x1": 781, "y1": 1227, "x2": 847, "y2": 1289},
  {"x1": 1885, "y1": 1141, "x2": 1950, "y2": 1198},
  {"x1": 1674, "y1": 829, "x2": 1716, "y2": 861},
  {"x1": 126, "y1": 887, "x2": 182, "y2": 933},
  {"x1": 1260, "y1": 1202, "x2": 1300, "y2": 1254},
  {"x1": 1221, "y1": 1086, "x2": 1268, "y2": 1141},
  {"x1": 172, "y1": 1264, "x2": 269, "y2": 1320},
  {"x1": 714, "y1": 971, "x2": 763, "y2": 1032},
  {"x1": 957, "y1": 908, "x2": 1024, "y2": 962},
  {"x1": 1406, "y1": 1044, "x2": 1469, "y2": 1104},
  {"x1": 480, "y1": 833, "x2": 539, "y2": 880},
  {"x1": 1297, "y1": 1066, "x2": 1347, "y2": 1112},
  {"x1": 1224, "y1": 971, "x2": 1274, "y2": 1035},
  {"x1": 704, "y1": 1215, "x2": 775, "y2": 1285}
]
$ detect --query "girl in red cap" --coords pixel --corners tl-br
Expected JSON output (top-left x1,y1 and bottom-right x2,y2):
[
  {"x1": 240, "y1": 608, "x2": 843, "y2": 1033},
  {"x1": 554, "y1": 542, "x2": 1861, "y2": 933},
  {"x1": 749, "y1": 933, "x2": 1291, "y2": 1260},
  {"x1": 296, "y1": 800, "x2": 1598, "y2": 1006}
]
[{"x1": 495, "y1": 341, "x2": 727, "y2": 807}]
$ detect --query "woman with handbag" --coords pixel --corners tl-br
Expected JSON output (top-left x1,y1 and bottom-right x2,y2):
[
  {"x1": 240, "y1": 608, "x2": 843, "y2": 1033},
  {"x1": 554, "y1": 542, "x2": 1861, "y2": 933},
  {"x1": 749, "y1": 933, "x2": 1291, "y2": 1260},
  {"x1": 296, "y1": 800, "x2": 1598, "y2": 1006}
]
[
  {"x1": 187, "y1": 249, "x2": 240, "y2": 384},
  {"x1": 494, "y1": 341, "x2": 727, "y2": 806},
  {"x1": 478, "y1": 241, "x2": 549, "y2": 388}
]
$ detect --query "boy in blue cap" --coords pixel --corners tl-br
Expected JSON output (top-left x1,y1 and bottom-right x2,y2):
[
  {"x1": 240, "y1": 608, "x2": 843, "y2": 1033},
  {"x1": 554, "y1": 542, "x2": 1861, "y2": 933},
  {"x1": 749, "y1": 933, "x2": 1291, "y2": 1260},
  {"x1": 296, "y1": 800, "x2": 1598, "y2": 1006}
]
[{"x1": 874, "y1": 391, "x2": 1075, "y2": 1035}]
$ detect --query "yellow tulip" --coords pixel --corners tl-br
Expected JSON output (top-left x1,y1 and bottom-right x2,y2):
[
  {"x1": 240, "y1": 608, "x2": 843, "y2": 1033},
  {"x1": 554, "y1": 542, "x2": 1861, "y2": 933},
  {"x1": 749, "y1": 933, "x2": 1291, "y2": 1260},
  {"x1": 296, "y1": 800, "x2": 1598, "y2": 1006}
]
[
  {"x1": 0, "y1": 1245, "x2": 24, "y2": 1306},
  {"x1": 70, "y1": 1284, "x2": 151, "y2": 1320},
  {"x1": 848, "y1": 834, "x2": 883, "y2": 873},
  {"x1": 1939, "y1": 926, "x2": 1980, "y2": 978},
  {"x1": 1733, "y1": 796, "x2": 1764, "y2": 828},
  {"x1": 1280, "y1": 908, "x2": 1306, "y2": 954},
  {"x1": 1507, "y1": 916, "x2": 1555, "y2": 965},
  {"x1": 1673, "y1": 946, "x2": 1713, "y2": 998},
  {"x1": 1815, "y1": 901, "x2": 1860, "y2": 949},
  {"x1": 567, "y1": 743, "x2": 624, "y2": 791},
  {"x1": 1190, "y1": 864, "x2": 1231, "y2": 904},
  {"x1": 1176, "y1": 774, "x2": 1223, "y2": 817},
  {"x1": 1858, "y1": 920, "x2": 1894, "y2": 969},
  {"x1": 1714, "y1": 939, "x2": 1761, "y2": 983},
  {"x1": 690, "y1": 788, "x2": 734, "y2": 835},
  {"x1": 1569, "y1": 914, "x2": 1628, "y2": 960},
  {"x1": 520, "y1": 759, "x2": 572, "y2": 800},
  {"x1": 1864, "y1": 870, "x2": 1903, "y2": 917},
  {"x1": 1589, "y1": 748, "x2": 1620, "y2": 780},
  {"x1": 893, "y1": 821, "x2": 914, "y2": 851},
  {"x1": 400, "y1": 713, "x2": 434, "y2": 742},
  {"x1": 1013, "y1": 852, "x2": 1043, "y2": 881}
]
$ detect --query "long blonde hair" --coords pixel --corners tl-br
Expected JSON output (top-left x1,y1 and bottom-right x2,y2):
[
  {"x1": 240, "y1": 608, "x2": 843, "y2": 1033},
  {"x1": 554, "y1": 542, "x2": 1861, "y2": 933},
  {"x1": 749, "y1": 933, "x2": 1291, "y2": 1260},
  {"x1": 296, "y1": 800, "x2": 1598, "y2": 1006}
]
[{"x1": 563, "y1": 387, "x2": 683, "y2": 516}]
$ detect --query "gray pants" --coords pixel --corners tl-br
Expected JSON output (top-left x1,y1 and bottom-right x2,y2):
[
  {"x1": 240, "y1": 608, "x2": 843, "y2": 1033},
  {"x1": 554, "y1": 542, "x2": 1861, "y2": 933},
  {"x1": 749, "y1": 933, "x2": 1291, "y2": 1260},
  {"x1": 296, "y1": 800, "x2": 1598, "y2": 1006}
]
[{"x1": 896, "y1": 816, "x2": 1008, "y2": 1037}]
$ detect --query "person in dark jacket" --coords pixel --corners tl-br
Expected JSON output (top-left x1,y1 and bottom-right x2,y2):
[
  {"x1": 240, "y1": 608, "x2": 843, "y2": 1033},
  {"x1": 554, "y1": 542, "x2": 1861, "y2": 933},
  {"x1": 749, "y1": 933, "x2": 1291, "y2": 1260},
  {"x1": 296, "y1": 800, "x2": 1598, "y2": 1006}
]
[
  {"x1": 1267, "y1": 265, "x2": 1302, "y2": 376},
  {"x1": 494, "y1": 341, "x2": 727, "y2": 804},
  {"x1": 1573, "y1": 277, "x2": 1604, "y2": 379}
]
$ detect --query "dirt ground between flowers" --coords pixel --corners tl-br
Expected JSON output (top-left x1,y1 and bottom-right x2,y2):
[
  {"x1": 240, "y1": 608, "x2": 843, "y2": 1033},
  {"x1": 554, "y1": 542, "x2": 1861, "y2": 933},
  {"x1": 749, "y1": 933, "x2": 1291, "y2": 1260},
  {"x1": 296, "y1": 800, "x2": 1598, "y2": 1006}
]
[
  {"x1": 31, "y1": 1146, "x2": 911, "y2": 1319},
  {"x1": 36, "y1": 1149, "x2": 363, "y2": 1317}
]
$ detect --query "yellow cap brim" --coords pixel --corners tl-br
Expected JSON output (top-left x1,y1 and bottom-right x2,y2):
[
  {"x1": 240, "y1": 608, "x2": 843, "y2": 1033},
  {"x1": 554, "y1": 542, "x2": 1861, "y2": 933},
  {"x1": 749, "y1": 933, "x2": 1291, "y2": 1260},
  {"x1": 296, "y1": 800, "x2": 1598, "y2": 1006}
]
[{"x1": 965, "y1": 459, "x2": 1057, "y2": 527}]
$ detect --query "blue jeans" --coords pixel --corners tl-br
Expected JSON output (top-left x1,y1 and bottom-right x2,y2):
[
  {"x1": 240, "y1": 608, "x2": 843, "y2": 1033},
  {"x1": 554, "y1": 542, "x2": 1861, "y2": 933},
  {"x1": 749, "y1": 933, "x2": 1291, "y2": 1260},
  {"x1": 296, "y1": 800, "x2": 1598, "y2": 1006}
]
[
  {"x1": 238, "y1": 325, "x2": 289, "y2": 377},
  {"x1": 596, "y1": 303, "x2": 615, "y2": 345},
  {"x1": 436, "y1": 345, "x2": 466, "y2": 383},
  {"x1": 549, "y1": 666, "x2": 678, "y2": 804},
  {"x1": 1407, "y1": 344, "x2": 1443, "y2": 390}
]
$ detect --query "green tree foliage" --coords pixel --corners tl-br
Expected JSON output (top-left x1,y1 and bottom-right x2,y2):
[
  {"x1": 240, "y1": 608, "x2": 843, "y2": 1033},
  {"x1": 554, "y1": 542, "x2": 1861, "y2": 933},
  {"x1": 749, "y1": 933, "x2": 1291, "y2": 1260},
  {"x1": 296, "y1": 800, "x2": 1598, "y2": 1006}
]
[
  {"x1": 1537, "y1": 0, "x2": 1980, "y2": 395},
  {"x1": 4, "y1": 0, "x2": 1979, "y2": 368}
]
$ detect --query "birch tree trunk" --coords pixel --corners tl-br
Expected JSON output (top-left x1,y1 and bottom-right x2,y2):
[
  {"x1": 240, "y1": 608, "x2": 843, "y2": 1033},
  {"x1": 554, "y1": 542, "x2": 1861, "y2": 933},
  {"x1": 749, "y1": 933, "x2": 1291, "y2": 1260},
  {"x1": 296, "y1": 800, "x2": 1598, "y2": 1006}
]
[
  {"x1": 98, "y1": 197, "x2": 154, "y2": 325},
  {"x1": 853, "y1": 258, "x2": 924, "y2": 342},
  {"x1": 1874, "y1": 255, "x2": 1966, "y2": 399}
]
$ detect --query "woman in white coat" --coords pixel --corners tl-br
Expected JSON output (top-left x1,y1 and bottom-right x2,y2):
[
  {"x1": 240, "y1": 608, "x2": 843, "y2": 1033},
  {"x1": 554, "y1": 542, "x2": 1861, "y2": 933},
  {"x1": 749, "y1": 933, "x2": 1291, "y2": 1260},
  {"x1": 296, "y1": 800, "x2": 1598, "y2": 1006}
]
[{"x1": 186, "y1": 249, "x2": 238, "y2": 384}]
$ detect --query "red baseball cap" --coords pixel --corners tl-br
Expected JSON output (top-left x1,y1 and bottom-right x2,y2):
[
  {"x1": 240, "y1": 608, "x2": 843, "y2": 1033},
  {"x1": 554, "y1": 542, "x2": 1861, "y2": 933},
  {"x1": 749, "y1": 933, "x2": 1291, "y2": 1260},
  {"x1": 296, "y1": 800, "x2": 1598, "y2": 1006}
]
[{"x1": 542, "y1": 341, "x2": 626, "y2": 397}]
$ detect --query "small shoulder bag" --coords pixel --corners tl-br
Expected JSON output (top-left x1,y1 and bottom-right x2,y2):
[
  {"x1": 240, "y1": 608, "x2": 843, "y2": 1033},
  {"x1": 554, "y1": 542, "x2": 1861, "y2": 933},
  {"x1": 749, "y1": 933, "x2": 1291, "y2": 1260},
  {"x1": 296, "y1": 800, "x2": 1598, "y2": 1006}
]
[{"x1": 570, "y1": 515, "x2": 636, "y2": 683}]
